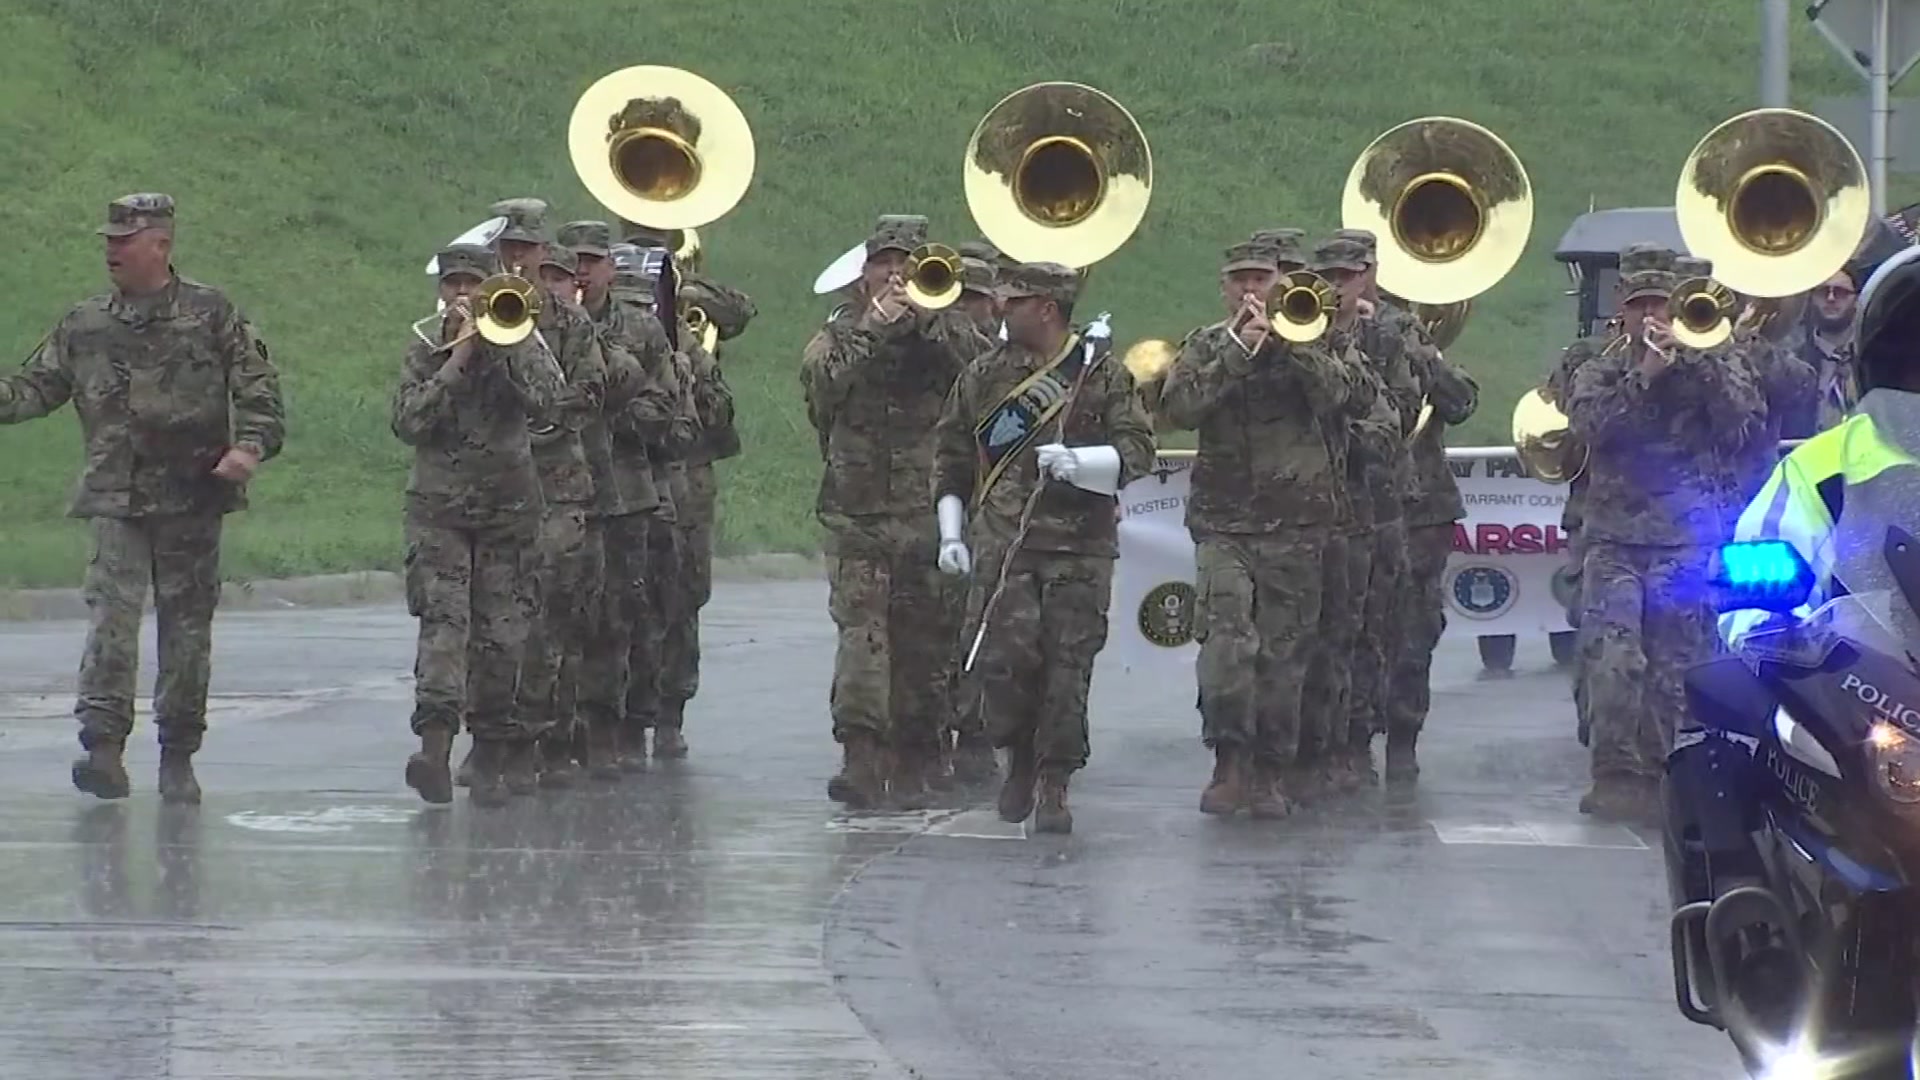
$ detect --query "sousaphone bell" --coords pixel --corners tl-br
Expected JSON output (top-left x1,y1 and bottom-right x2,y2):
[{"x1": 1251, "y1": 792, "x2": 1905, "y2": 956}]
[
  {"x1": 569, "y1": 65, "x2": 755, "y2": 234},
  {"x1": 963, "y1": 81, "x2": 1152, "y2": 268},
  {"x1": 1343, "y1": 116, "x2": 1532, "y2": 439}
]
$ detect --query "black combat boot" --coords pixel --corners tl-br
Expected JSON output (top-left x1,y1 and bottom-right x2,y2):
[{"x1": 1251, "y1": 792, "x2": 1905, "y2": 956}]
[
  {"x1": 1247, "y1": 758, "x2": 1293, "y2": 820},
  {"x1": 503, "y1": 741, "x2": 539, "y2": 797},
  {"x1": 997, "y1": 740, "x2": 1039, "y2": 824},
  {"x1": 405, "y1": 727, "x2": 455, "y2": 805},
  {"x1": 1383, "y1": 731, "x2": 1420, "y2": 786},
  {"x1": 1199, "y1": 745, "x2": 1247, "y2": 816},
  {"x1": 72, "y1": 739, "x2": 130, "y2": 800},
  {"x1": 467, "y1": 741, "x2": 510, "y2": 808},
  {"x1": 157, "y1": 748, "x2": 202, "y2": 805},
  {"x1": 1032, "y1": 767, "x2": 1073, "y2": 834},
  {"x1": 827, "y1": 733, "x2": 886, "y2": 809}
]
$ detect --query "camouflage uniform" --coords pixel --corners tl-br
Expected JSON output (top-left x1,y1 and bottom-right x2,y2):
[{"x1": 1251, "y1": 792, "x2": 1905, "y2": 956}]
[
  {"x1": 933, "y1": 262, "x2": 1155, "y2": 831},
  {"x1": 0, "y1": 194, "x2": 285, "y2": 801},
  {"x1": 1159, "y1": 241, "x2": 1371, "y2": 816},
  {"x1": 1564, "y1": 252, "x2": 1790, "y2": 817},
  {"x1": 559, "y1": 221, "x2": 679, "y2": 778},
  {"x1": 393, "y1": 243, "x2": 567, "y2": 805},
  {"x1": 489, "y1": 203, "x2": 608, "y2": 792},
  {"x1": 804, "y1": 215, "x2": 989, "y2": 807}
]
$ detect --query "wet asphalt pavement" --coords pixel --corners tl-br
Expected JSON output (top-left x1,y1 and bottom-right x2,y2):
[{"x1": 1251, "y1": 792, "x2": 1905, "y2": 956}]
[{"x1": 0, "y1": 581, "x2": 1743, "y2": 1078}]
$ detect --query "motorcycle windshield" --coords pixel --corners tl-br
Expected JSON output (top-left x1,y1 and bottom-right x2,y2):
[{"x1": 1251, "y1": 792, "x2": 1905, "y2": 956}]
[{"x1": 1739, "y1": 389, "x2": 1920, "y2": 672}]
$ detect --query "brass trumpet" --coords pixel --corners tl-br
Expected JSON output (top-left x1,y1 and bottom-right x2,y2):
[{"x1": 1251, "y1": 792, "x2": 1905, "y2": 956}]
[
  {"x1": 1668, "y1": 276, "x2": 1737, "y2": 349},
  {"x1": 1268, "y1": 270, "x2": 1339, "y2": 343},
  {"x1": 904, "y1": 242, "x2": 963, "y2": 309}
]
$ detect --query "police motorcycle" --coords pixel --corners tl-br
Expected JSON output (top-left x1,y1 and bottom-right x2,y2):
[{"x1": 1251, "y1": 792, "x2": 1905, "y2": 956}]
[{"x1": 1666, "y1": 419, "x2": 1920, "y2": 1077}]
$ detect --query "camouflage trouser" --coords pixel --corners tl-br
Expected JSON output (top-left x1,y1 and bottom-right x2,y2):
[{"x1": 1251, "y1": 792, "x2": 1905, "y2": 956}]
[
  {"x1": 943, "y1": 579, "x2": 980, "y2": 742},
  {"x1": 1349, "y1": 519, "x2": 1410, "y2": 749},
  {"x1": 625, "y1": 510, "x2": 684, "y2": 731},
  {"x1": 516, "y1": 505, "x2": 601, "y2": 744},
  {"x1": 662, "y1": 515, "x2": 702, "y2": 710},
  {"x1": 963, "y1": 544, "x2": 1111, "y2": 771},
  {"x1": 1385, "y1": 523, "x2": 1454, "y2": 739},
  {"x1": 675, "y1": 462, "x2": 719, "y2": 704},
  {"x1": 577, "y1": 513, "x2": 650, "y2": 735},
  {"x1": 827, "y1": 517, "x2": 957, "y2": 760},
  {"x1": 1579, "y1": 540, "x2": 1717, "y2": 782},
  {"x1": 1198, "y1": 529, "x2": 1327, "y2": 767},
  {"x1": 75, "y1": 514, "x2": 225, "y2": 753},
  {"x1": 1293, "y1": 528, "x2": 1360, "y2": 763},
  {"x1": 403, "y1": 518, "x2": 540, "y2": 741}
]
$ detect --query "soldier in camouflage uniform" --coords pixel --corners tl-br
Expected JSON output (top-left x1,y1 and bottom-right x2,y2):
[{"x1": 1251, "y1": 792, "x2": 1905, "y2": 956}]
[
  {"x1": 393, "y1": 242, "x2": 566, "y2": 807},
  {"x1": 1160, "y1": 240, "x2": 1371, "y2": 818},
  {"x1": 559, "y1": 221, "x2": 680, "y2": 780},
  {"x1": 0, "y1": 193, "x2": 285, "y2": 803},
  {"x1": 486, "y1": 199, "x2": 607, "y2": 795},
  {"x1": 622, "y1": 222, "x2": 754, "y2": 758},
  {"x1": 956, "y1": 257, "x2": 1001, "y2": 337},
  {"x1": 933, "y1": 261, "x2": 1154, "y2": 833},
  {"x1": 804, "y1": 215, "x2": 989, "y2": 808},
  {"x1": 1564, "y1": 245, "x2": 1803, "y2": 820}
]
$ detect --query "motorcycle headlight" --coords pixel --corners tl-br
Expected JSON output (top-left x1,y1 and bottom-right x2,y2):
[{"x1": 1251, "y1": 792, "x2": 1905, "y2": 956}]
[{"x1": 1868, "y1": 723, "x2": 1920, "y2": 805}]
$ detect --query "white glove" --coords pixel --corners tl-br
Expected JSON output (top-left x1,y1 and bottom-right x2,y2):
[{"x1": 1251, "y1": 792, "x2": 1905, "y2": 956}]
[
  {"x1": 936, "y1": 495, "x2": 971, "y2": 576},
  {"x1": 1035, "y1": 443, "x2": 1123, "y2": 495}
]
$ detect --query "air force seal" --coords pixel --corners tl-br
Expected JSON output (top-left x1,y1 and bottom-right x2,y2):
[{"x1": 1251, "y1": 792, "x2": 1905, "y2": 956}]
[
  {"x1": 1448, "y1": 564, "x2": 1518, "y2": 620},
  {"x1": 1138, "y1": 581, "x2": 1197, "y2": 647}
]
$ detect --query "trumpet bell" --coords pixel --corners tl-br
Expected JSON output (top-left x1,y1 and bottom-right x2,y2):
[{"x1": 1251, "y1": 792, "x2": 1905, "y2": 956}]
[
  {"x1": 1342, "y1": 117, "x2": 1532, "y2": 305},
  {"x1": 1669, "y1": 276, "x2": 1736, "y2": 349},
  {"x1": 474, "y1": 273, "x2": 541, "y2": 346},
  {"x1": 1271, "y1": 271, "x2": 1337, "y2": 343},
  {"x1": 569, "y1": 65, "x2": 755, "y2": 230},
  {"x1": 683, "y1": 304, "x2": 720, "y2": 353},
  {"x1": 1511, "y1": 386, "x2": 1587, "y2": 484},
  {"x1": 1675, "y1": 108, "x2": 1870, "y2": 298},
  {"x1": 1122, "y1": 338, "x2": 1177, "y2": 385},
  {"x1": 964, "y1": 82, "x2": 1152, "y2": 267},
  {"x1": 905, "y1": 243, "x2": 964, "y2": 309}
]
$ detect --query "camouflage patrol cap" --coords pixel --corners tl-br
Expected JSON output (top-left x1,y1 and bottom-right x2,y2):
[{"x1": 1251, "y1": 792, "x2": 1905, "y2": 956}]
[
  {"x1": 1332, "y1": 228, "x2": 1378, "y2": 264},
  {"x1": 1311, "y1": 236, "x2": 1370, "y2": 273},
  {"x1": 1250, "y1": 228, "x2": 1308, "y2": 269},
  {"x1": 435, "y1": 243, "x2": 494, "y2": 283},
  {"x1": 958, "y1": 239, "x2": 1001, "y2": 264},
  {"x1": 1221, "y1": 240, "x2": 1280, "y2": 274},
  {"x1": 97, "y1": 193, "x2": 175, "y2": 237},
  {"x1": 959, "y1": 256, "x2": 996, "y2": 297},
  {"x1": 1617, "y1": 242, "x2": 1676, "y2": 276},
  {"x1": 867, "y1": 214, "x2": 928, "y2": 257},
  {"x1": 540, "y1": 243, "x2": 578, "y2": 274},
  {"x1": 609, "y1": 243, "x2": 650, "y2": 292},
  {"x1": 488, "y1": 197, "x2": 552, "y2": 244},
  {"x1": 998, "y1": 261, "x2": 1080, "y2": 308},
  {"x1": 557, "y1": 220, "x2": 614, "y2": 259},
  {"x1": 619, "y1": 219, "x2": 672, "y2": 247},
  {"x1": 1671, "y1": 255, "x2": 1712, "y2": 279}
]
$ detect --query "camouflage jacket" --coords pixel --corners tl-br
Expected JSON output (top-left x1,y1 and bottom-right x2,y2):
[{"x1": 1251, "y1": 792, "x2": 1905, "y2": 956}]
[
  {"x1": 1159, "y1": 322, "x2": 1373, "y2": 535},
  {"x1": 1351, "y1": 312, "x2": 1425, "y2": 525},
  {"x1": 1387, "y1": 306, "x2": 1477, "y2": 527},
  {"x1": 931, "y1": 332, "x2": 1155, "y2": 557},
  {"x1": 585, "y1": 294, "x2": 678, "y2": 517},
  {"x1": 1565, "y1": 335, "x2": 1775, "y2": 547},
  {"x1": 390, "y1": 335, "x2": 566, "y2": 531},
  {"x1": 610, "y1": 289, "x2": 702, "y2": 520},
  {"x1": 0, "y1": 275, "x2": 285, "y2": 518},
  {"x1": 805, "y1": 303, "x2": 987, "y2": 525},
  {"x1": 527, "y1": 292, "x2": 607, "y2": 507},
  {"x1": 681, "y1": 333, "x2": 738, "y2": 467},
  {"x1": 682, "y1": 272, "x2": 753, "y2": 463}
]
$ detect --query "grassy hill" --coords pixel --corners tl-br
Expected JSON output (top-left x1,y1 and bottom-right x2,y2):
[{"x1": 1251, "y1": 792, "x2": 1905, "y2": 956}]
[{"x1": 0, "y1": 0, "x2": 1891, "y2": 586}]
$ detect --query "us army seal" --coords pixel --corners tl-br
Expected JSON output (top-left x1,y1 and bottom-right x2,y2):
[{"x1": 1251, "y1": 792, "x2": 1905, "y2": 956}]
[{"x1": 1138, "y1": 581, "x2": 1197, "y2": 647}]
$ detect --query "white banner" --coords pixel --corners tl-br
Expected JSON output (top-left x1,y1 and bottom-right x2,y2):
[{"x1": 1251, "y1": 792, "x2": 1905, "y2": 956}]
[{"x1": 1108, "y1": 449, "x2": 1577, "y2": 673}]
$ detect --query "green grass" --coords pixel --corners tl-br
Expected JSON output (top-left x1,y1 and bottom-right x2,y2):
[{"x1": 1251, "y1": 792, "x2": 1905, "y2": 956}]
[{"x1": 0, "y1": 0, "x2": 1899, "y2": 586}]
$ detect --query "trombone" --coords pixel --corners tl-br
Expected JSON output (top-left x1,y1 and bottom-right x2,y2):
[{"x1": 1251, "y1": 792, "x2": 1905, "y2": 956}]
[
  {"x1": 1667, "y1": 276, "x2": 1737, "y2": 349},
  {"x1": 409, "y1": 272, "x2": 543, "y2": 352}
]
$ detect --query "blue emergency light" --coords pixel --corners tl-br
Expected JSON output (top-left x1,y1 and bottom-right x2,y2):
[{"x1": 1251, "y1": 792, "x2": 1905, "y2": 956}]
[{"x1": 1713, "y1": 540, "x2": 1815, "y2": 612}]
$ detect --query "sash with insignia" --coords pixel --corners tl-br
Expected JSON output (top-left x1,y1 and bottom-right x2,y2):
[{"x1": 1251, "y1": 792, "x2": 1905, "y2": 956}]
[{"x1": 972, "y1": 331, "x2": 1104, "y2": 504}]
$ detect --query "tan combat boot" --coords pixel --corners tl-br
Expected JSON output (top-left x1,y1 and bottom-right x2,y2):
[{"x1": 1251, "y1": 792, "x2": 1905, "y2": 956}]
[
  {"x1": 467, "y1": 741, "x2": 511, "y2": 808},
  {"x1": 1032, "y1": 768, "x2": 1073, "y2": 834},
  {"x1": 1384, "y1": 732, "x2": 1420, "y2": 786},
  {"x1": 997, "y1": 740, "x2": 1040, "y2": 823},
  {"x1": 503, "y1": 741, "x2": 539, "y2": 797},
  {"x1": 453, "y1": 742, "x2": 475, "y2": 788},
  {"x1": 72, "y1": 739, "x2": 130, "y2": 800},
  {"x1": 618, "y1": 725, "x2": 649, "y2": 773},
  {"x1": 1199, "y1": 745, "x2": 1247, "y2": 816},
  {"x1": 538, "y1": 731, "x2": 578, "y2": 790},
  {"x1": 405, "y1": 727, "x2": 455, "y2": 805},
  {"x1": 157, "y1": 749, "x2": 202, "y2": 805},
  {"x1": 1247, "y1": 758, "x2": 1293, "y2": 820},
  {"x1": 951, "y1": 734, "x2": 998, "y2": 786},
  {"x1": 583, "y1": 721, "x2": 622, "y2": 782},
  {"x1": 827, "y1": 733, "x2": 886, "y2": 809},
  {"x1": 653, "y1": 700, "x2": 689, "y2": 759}
]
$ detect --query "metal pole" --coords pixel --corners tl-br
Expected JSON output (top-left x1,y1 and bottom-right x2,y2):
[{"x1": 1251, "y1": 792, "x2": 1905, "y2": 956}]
[
  {"x1": 1873, "y1": 0, "x2": 1893, "y2": 216},
  {"x1": 1760, "y1": 0, "x2": 1791, "y2": 106}
]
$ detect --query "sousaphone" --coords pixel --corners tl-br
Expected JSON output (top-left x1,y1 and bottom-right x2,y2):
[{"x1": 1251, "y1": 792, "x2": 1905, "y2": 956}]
[
  {"x1": 963, "y1": 81, "x2": 1152, "y2": 269},
  {"x1": 1343, "y1": 116, "x2": 1532, "y2": 440}
]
